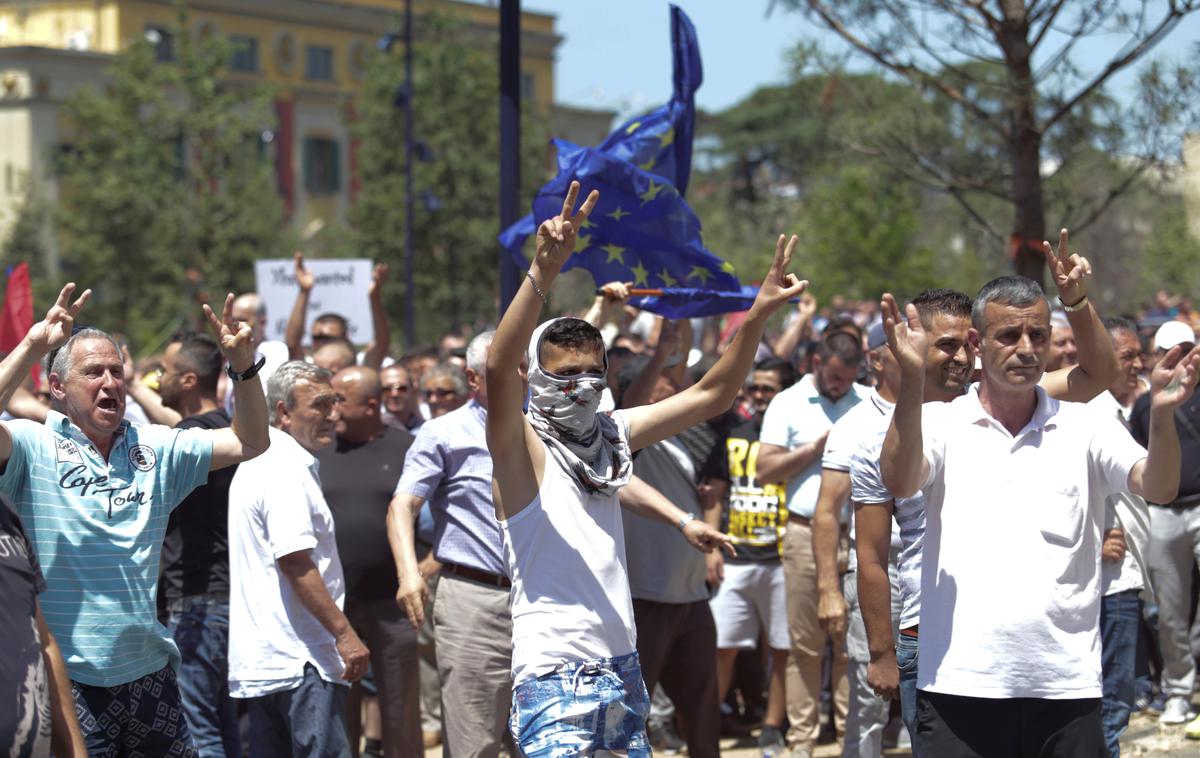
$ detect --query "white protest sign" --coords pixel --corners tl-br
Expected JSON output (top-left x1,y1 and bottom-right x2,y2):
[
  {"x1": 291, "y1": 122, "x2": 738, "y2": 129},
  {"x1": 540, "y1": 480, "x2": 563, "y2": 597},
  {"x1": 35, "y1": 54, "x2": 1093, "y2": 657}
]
[{"x1": 254, "y1": 259, "x2": 375, "y2": 346}]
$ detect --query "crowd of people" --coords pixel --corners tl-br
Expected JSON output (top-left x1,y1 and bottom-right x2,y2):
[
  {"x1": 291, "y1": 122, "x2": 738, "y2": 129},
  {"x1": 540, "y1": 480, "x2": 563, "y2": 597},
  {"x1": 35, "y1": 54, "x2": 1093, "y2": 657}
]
[{"x1": 3, "y1": 184, "x2": 1200, "y2": 758}]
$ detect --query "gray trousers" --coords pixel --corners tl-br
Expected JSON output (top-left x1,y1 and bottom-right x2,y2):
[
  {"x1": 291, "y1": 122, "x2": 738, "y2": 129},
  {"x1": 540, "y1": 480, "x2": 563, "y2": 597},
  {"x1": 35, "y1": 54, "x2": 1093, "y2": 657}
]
[
  {"x1": 842, "y1": 559, "x2": 901, "y2": 758},
  {"x1": 1148, "y1": 504, "x2": 1200, "y2": 698},
  {"x1": 419, "y1": 572, "x2": 442, "y2": 735},
  {"x1": 433, "y1": 572, "x2": 514, "y2": 758},
  {"x1": 345, "y1": 596, "x2": 422, "y2": 758}
]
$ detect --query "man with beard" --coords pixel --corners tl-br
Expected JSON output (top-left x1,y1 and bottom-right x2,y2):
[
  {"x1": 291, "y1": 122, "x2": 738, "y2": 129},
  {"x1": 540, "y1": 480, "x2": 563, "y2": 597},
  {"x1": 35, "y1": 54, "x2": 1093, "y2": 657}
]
[
  {"x1": 157, "y1": 330, "x2": 243, "y2": 756},
  {"x1": 756, "y1": 332, "x2": 866, "y2": 756},
  {"x1": 486, "y1": 182, "x2": 801, "y2": 754}
]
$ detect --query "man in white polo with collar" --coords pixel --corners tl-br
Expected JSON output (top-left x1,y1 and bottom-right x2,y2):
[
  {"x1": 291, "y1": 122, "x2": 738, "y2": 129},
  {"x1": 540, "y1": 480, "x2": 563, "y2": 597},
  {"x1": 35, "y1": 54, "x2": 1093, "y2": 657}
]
[
  {"x1": 880, "y1": 274, "x2": 1200, "y2": 756},
  {"x1": 0, "y1": 285, "x2": 270, "y2": 756}
]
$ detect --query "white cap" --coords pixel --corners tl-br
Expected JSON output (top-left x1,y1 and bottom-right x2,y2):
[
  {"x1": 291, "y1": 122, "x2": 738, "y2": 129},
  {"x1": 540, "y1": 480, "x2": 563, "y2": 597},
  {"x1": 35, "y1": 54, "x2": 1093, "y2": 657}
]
[{"x1": 1154, "y1": 321, "x2": 1196, "y2": 352}]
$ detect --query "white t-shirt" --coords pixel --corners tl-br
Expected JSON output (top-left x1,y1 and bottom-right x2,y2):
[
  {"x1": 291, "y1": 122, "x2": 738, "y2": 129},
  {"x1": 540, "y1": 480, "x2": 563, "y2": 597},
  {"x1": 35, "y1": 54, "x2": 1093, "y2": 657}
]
[
  {"x1": 916, "y1": 385, "x2": 1146, "y2": 699},
  {"x1": 227, "y1": 427, "x2": 347, "y2": 698},
  {"x1": 1088, "y1": 391, "x2": 1151, "y2": 597},
  {"x1": 500, "y1": 411, "x2": 638, "y2": 684},
  {"x1": 822, "y1": 389, "x2": 901, "y2": 572},
  {"x1": 760, "y1": 374, "x2": 865, "y2": 519},
  {"x1": 850, "y1": 409, "x2": 931, "y2": 632}
]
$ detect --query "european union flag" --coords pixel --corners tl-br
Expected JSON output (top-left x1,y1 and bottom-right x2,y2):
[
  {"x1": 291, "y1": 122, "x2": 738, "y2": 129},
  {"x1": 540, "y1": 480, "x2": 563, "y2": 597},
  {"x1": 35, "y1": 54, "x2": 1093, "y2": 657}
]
[{"x1": 499, "y1": 5, "x2": 757, "y2": 318}]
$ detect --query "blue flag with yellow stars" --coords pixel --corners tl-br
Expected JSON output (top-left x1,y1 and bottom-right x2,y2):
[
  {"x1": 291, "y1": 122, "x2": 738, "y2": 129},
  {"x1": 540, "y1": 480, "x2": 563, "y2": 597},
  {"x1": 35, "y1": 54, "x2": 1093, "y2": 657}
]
[{"x1": 498, "y1": 5, "x2": 757, "y2": 317}]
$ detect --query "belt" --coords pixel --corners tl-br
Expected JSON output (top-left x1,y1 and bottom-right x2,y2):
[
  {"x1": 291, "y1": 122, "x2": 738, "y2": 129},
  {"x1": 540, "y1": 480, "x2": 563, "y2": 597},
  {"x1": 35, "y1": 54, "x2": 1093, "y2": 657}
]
[
  {"x1": 1164, "y1": 492, "x2": 1200, "y2": 509},
  {"x1": 787, "y1": 514, "x2": 812, "y2": 527},
  {"x1": 442, "y1": 561, "x2": 511, "y2": 589},
  {"x1": 900, "y1": 625, "x2": 919, "y2": 638}
]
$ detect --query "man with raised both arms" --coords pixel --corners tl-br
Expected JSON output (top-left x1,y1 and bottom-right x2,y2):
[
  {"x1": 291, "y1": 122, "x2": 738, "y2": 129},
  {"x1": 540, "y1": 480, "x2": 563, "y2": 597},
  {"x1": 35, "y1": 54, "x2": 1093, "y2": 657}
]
[{"x1": 487, "y1": 181, "x2": 803, "y2": 755}]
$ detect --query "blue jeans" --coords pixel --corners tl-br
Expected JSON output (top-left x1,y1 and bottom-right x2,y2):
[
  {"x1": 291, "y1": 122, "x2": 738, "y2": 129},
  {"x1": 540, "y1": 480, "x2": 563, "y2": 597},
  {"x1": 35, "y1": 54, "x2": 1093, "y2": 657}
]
[
  {"x1": 168, "y1": 598, "x2": 240, "y2": 758},
  {"x1": 1101, "y1": 589, "x2": 1140, "y2": 757},
  {"x1": 510, "y1": 651, "x2": 651, "y2": 757},
  {"x1": 896, "y1": 631, "x2": 919, "y2": 749},
  {"x1": 246, "y1": 664, "x2": 350, "y2": 758}
]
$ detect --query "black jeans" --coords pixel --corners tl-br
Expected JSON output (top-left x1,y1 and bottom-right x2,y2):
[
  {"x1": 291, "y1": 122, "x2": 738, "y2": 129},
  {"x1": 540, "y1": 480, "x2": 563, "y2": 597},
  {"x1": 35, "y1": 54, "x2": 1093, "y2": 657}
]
[{"x1": 915, "y1": 690, "x2": 1104, "y2": 758}]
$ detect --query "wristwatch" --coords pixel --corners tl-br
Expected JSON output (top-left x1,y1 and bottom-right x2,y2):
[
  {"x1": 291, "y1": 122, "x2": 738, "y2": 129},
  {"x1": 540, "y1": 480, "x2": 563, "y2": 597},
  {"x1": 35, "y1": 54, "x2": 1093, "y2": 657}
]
[
  {"x1": 226, "y1": 355, "x2": 266, "y2": 382},
  {"x1": 677, "y1": 513, "x2": 696, "y2": 531}
]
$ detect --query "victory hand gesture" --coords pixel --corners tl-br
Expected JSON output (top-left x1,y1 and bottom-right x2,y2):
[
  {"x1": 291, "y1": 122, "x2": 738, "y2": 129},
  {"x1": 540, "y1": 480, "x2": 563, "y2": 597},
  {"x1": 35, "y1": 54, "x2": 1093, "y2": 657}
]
[
  {"x1": 750, "y1": 235, "x2": 809, "y2": 317},
  {"x1": 1150, "y1": 343, "x2": 1200, "y2": 411},
  {"x1": 535, "y1": 180, "x2": 599, "y2": 274},
  {"x1": 28, "y1": 283, "x2": 90, "y2": 355},
  {"x1": 368, "y1": 262, "x2": 388, "y2": 298},
  {"x1": 882, "y1": 293, "x2": 927, "y2": 376},
  {"x1": 203, "y1": 293, "x2": 255, "y2": 372},
  {"x1": 1043, "y1": 229, "x2": 1091, "y2": 306}
]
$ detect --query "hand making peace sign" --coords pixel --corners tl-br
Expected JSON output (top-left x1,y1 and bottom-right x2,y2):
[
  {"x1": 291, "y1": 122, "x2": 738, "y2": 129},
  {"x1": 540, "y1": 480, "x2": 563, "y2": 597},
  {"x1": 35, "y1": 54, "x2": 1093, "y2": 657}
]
[
  {"x1": 28, "y1": 283, "x2": 91, "y2": 355},
  {"x1": 203, "y1": 293, "x2": 256, "y2": 373},
  {"x1": 1043, "y1": 228, "x2": 1091, "y2": 307},
  {"x1": 534, "y1": 180, "x2": 600, "y2": 274}
]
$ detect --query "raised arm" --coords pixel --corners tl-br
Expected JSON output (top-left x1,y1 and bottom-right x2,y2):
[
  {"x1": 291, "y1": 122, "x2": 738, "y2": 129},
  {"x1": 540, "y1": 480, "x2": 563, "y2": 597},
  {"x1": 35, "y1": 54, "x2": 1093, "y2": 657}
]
[
  {"x1": 880, "y1": 294, "x2": 930, "y2": 499},
  {"x1": 386, "y1": 492, "x2": 427, "y2": 629},
  {"x1": 362, "y1": 263, "x2": 390, "y2": 369},
  {"x1": 623, "y1": 235, "x2": 809, "y2": 452},
  {"x1": 581, "y1": 281, "x2": 631, "y2": 328},
  {"x1": 0, "y1": 284, "x2": 89, "y2": 464},
  {"x1": 204, "y1": 294, "x2": 270, "y2": 470},
  {"x1": 773, "y1": 292, "x2": 817, "y2": 362},
  {"x1": 486, "y1": 181, "x2": 599, "y2": 516},
  {"x1": 1127, "y1": 344, "x2": 1200, "y2": 504},
  {"x1": 1037, "y1": 229, "x2": 1119, "y2": 402},
  {"x1": 285, "y1": 252, "x2": 314, "y2": 360},
  {"x1": 620, "y1": 320, "x2": 679, "y2": 410}
]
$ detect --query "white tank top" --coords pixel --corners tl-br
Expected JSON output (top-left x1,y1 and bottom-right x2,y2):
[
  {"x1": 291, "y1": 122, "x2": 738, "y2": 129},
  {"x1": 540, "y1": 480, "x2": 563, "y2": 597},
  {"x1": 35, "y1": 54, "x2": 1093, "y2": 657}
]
[{"x1": 500, "y1": 430, "x2": 638, "y2": 684}]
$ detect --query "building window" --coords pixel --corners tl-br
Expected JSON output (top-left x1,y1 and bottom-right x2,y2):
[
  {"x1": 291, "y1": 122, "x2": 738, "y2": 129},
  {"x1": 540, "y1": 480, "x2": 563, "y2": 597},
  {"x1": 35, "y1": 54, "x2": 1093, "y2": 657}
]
[
  {"x1": 521, "y1": 73, "x2": 535, "y2": 102},
  {"x1": 305, "y1": 45, "x2": 334, "y2": 81},
  {"x1": 144, "y1": 25, "x2": 175, "y2": 62},
  {"x1": 303, "y1": 137, "x2": 341, "y2": 195},
  {"x1": 230, "y1": 35, "x2": 259, "y2": 73}
]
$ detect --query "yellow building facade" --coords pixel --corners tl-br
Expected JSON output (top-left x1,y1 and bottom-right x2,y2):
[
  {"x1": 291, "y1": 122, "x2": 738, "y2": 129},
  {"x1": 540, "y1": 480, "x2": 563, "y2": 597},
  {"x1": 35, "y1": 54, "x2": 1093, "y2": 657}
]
[{"x1": 0, "y1": 0, "x2": 609, "y2": 240}]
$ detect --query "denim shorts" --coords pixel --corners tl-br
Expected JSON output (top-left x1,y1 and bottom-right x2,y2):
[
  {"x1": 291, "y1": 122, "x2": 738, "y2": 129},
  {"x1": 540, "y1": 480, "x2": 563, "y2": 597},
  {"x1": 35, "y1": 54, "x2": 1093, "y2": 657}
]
[{"x1": 510, "y1": 651, "x2": 651, "y2": 757}]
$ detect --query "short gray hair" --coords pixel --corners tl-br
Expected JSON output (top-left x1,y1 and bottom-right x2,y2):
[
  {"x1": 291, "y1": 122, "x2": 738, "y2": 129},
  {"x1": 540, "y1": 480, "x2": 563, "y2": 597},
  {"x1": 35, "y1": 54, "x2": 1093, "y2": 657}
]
[
  {"x1": 465, "y1": 330, "x2": 495, "y2": 375},
  {"x1": 421, "y1": 362, "x2": 468, "y2": 396},
  {"x1": 49, "y1": 328, "x2": 123, "y2": 380},
  {"x1": 971, "y1": 276, "x2": 1046, "y2": 333},
  {"x1": 266, "y1": 360, "x2": 332, "y2": 425}
]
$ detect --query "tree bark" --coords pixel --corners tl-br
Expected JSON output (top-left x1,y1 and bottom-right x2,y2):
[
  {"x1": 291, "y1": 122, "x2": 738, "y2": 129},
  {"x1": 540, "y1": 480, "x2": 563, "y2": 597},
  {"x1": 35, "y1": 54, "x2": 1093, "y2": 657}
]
[{"x1": 999, "y1": 6, "x2": 1046, "y2": 288}]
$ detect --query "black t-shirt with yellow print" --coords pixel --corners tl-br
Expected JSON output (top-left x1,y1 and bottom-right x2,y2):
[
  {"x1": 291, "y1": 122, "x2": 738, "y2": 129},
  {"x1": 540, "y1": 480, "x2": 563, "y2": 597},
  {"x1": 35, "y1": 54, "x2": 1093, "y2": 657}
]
[{"x1": 705, "y1": 416, "x2": 788, "y2": 563}]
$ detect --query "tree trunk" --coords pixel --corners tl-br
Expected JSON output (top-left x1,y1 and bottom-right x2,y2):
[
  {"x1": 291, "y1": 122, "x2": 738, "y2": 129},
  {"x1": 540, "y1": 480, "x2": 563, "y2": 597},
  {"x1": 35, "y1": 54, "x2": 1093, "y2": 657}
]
[{"x1": 1000, "y1": 6, "x2": 1046, "y2": 288}]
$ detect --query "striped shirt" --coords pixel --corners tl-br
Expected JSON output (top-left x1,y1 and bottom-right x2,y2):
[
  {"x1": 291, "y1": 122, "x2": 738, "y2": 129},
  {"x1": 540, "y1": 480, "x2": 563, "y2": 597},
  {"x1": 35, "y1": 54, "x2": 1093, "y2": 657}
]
[
  {"x1": 394, "y1": 400, "x2": 504, "y2": 576},
  {"x1": 0, "y1": 411, "x2": 212, "y2": 686}
]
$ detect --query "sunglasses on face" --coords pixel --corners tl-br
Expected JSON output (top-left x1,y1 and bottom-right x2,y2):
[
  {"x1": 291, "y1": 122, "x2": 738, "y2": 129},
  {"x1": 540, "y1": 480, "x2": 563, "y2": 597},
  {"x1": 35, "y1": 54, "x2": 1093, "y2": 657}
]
[
  {"x1": 383, "y1": 383, "x2": 409, "y2": 393},
  {"x1": 747, "y1": 384, "x2": 779, "y2": 393}
]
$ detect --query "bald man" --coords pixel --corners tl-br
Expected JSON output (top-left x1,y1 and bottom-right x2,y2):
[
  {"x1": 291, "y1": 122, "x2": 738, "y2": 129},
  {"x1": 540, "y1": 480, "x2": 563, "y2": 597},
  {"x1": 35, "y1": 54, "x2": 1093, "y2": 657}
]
[
  {"x1": 317, "y1": 367, "x2": 420, "y2": 756},
  {"x1": 223, "y1": 293, "x2": 290, "y2": 412}
]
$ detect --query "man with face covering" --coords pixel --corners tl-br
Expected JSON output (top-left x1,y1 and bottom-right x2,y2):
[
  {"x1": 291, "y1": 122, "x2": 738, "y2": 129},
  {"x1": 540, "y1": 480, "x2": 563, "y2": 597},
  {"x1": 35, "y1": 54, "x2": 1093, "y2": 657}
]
[{"x1": 487, "y1": 181, "x2": 808, "y2": 755}]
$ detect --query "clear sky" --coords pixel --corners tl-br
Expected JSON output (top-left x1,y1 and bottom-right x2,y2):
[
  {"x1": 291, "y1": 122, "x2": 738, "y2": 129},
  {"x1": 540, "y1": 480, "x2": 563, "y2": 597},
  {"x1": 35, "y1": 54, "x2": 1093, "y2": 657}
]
[{"x1": 523, "y1": 1, "x2": 1200, "y2": 120}]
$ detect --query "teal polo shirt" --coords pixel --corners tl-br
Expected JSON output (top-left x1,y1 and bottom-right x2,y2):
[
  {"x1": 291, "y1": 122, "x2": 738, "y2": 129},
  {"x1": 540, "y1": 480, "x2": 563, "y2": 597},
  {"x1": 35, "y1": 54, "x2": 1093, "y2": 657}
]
[{"x1": 0, "y1": 410, "x2": 212, "y2": 686}]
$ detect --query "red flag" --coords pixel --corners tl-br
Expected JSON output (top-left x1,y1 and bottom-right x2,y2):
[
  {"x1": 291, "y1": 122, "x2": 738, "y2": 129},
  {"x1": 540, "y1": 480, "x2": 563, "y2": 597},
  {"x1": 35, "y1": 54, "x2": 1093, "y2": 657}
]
[{"x1": 0, "y1": 263, "x2": 37, "y2": 384}]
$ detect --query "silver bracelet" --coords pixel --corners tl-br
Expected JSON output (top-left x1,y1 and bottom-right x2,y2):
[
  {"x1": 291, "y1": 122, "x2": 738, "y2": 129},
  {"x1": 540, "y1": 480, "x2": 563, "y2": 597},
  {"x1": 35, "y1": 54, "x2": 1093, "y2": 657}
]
[
  {"x1": 527, "y1": 272, "x2": 548, "y2": 306},
  {"x1": 677, "y1": 512, "x2": 695, "y2": 531}
]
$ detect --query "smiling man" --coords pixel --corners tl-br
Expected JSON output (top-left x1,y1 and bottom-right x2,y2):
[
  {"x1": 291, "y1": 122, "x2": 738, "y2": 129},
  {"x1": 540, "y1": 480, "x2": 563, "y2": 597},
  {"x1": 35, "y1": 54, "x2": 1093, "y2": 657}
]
[{"x1": 0, "y1": 286, "x2": 270, "y2": 756}]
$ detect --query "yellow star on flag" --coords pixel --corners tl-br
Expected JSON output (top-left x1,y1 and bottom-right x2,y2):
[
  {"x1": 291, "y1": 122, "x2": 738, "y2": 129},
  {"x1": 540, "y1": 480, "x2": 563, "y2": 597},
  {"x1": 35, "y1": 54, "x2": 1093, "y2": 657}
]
[
  {"x1": 659, "y1": 269, "x2": 678, "y2": 287},
  {"x1": 601, "y1": 244, "x2": 625, "y2": 264},
  {"x1": 607, "y1": 206, "x2": 631, "y2": 222},
  {"x1": 638, "y1": 157, "x2": 656, "y2": 171},
  {"x1": 689, "y1": 266, "x2": 713, "y2": 284},
  {"x1": 580, "y1": 216, "x2": 596, "y2": 230},
  {"x1": 639, "y1": 179, "x2": 667, "y2": 206},
  {"x1": 576, "y1": 233, "x2": 592, "y2": 251},
  {"x1": 625, "y1": 120, "x2": 642, "y2": 135},
  {"x1": 631, "y1": 260, "x2": 649, "y2": 286},
  {"x1": 721, "y1": 261, "x2": 736, "y2": 274},
  {"x1": 658, "y1": 127, "x2": 675, "y2": 148}
]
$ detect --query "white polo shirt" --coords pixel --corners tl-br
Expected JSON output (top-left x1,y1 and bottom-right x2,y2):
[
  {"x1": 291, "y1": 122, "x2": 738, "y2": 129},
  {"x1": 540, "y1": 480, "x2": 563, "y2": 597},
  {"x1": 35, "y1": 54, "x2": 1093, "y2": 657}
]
[
  {"x1": 760, "y1": 374, "x2": 865, "y2": 520},
  {"x1": 228, "y1": 427, "x2": 347, "y2": 698},
  {"x1": 917, "y1": 385, "x2": 1146, "y2": 699}
]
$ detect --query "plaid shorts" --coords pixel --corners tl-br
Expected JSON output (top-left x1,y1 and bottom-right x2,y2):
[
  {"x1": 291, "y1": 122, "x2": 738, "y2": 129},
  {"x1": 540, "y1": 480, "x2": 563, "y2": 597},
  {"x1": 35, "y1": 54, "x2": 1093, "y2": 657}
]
[
  {"x1": 510, "y1": 651, "x2": 651, "y2": 757},
  {"x1": 72, "y1": 665, "x2": 196, "y2": 758}
]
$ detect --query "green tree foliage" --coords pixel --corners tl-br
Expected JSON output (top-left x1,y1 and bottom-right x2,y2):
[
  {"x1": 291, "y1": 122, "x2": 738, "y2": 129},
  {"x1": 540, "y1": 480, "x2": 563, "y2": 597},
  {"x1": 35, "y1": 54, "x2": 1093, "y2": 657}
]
[
  {"x1": 350, "y1": 10, "x2": 546, "y2": 345},
  {"x1": 54, "y1": 8, "x2": 287, "y2": 351}
]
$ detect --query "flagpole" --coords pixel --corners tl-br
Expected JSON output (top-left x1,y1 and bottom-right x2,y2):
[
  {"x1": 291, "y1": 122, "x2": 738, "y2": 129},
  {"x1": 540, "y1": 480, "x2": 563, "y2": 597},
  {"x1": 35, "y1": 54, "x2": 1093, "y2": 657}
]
[
  {"x1": 403, "y1": 0, "x2": 416, "y2": 349},
  {"x1": 497, "y1": 0, "x2": 522, "y2": 314}
]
